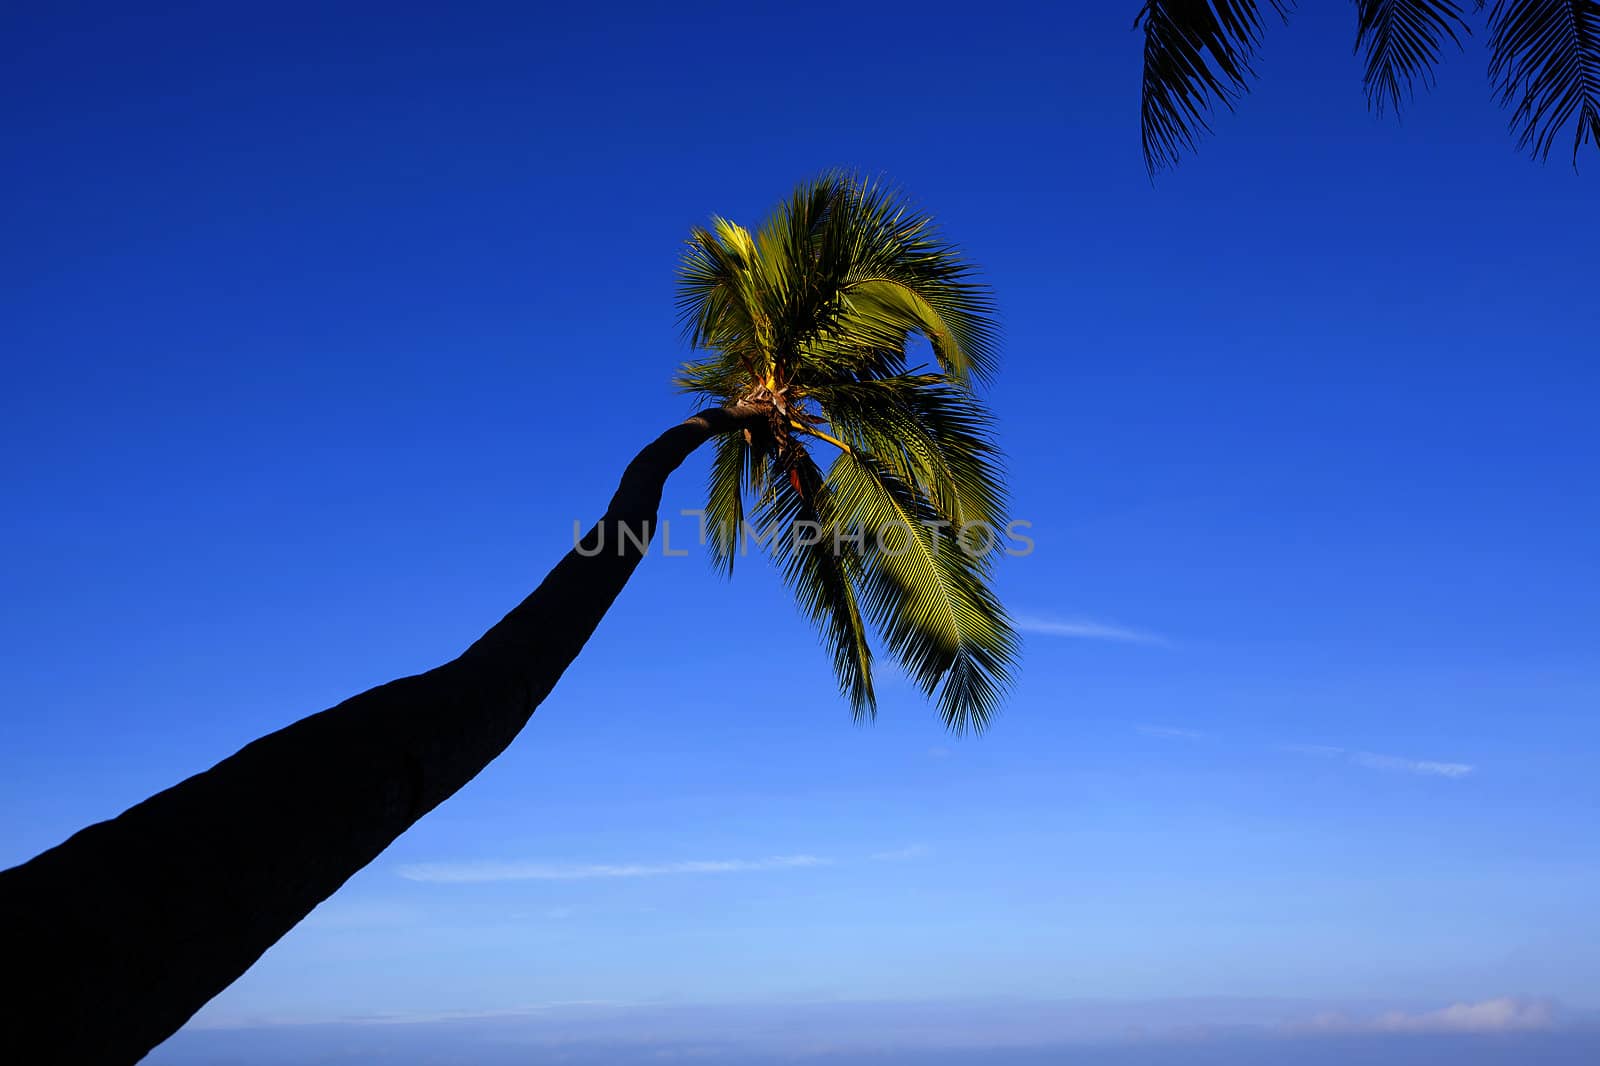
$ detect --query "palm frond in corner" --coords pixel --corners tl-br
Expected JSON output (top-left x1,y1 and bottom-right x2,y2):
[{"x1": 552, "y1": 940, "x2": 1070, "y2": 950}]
[{"x1": 1487, "y1": 0, "x2": 1600, "y2": 164}]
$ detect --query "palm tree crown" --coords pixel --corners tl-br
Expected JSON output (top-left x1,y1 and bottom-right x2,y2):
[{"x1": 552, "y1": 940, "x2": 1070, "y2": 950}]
[{"x1": 674, "y1": 174, "x2": 1018, "y2": 734}]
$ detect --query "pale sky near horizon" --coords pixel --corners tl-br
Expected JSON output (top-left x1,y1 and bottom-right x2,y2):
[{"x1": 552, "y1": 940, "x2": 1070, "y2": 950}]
[{"x1": 3, "y1": 1, "x2": 1597, "y2": 1058}]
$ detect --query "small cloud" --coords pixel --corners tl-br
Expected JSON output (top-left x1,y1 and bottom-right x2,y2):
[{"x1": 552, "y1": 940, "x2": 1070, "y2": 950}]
[
  {"x1": 1301, "y1": 998, "x2": 1554, "y2": 1035},
  {"x1": 1137, "y1": 724, "x2": 1202, "y2": 741},
  {"x1": 397, "y1": 855, "x2": 829, "y2": 884},
  {"x1": 1014, "y1": 614, "x2": 1168, "y2": 646},
  {"x1": 1281, "y1": 743, "x2": 1344, "y2": 757},
  {"x1": 1284, "y1": 744, "x2": 1474, "y2": 778},
  {"x1": 1350, "y1": 752, "x2": 1475, "y2": 778},
  {"x1": 1373, "y1": 998, "x2": 1552, "y2": 1033},
  {"x1": 871, "y1": 845, "x2": 931, "y2": 862}
]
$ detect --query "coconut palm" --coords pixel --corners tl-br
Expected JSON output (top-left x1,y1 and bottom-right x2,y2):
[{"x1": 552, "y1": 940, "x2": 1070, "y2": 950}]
[
  {"x1": 1137, "y1": 0, "x2": 1600, "y2": 174},
  {"x1": 0, "y1": 174, "x2": 1015, "y2": 1065}
]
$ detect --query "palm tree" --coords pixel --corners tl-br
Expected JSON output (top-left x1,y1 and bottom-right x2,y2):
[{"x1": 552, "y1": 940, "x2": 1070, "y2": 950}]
[
  {"x1": 1136, "y1": 0, "x2": 1600, "y2": 174},
  {"x1": 0, "y1": 174, "x2": 1016, "y2": 1065}
]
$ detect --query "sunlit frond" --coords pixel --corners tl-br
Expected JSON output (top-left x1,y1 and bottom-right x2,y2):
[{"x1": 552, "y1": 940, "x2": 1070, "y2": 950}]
[
  {"x1": 809, "y1": 375, "x2": 1006, "y2": 532},
  {"x1": 824, "y1": 179, "x2": 1000, "y2": 386},
  {"x1": 704, "y1": 432, "x2": 748, "y2": 575},
  {"x1": 754, "y1": 449, "x2": 876, "y2": 718},
  {"x1": 825, "y1": 452, "x2": 1016, "y2": 734}
]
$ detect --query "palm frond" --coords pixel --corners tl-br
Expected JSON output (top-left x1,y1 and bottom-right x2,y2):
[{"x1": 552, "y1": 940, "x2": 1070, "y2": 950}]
[
  {"x1": 676, "y1": 219, "x2": 771, "y2": 384},
  {"x1": 826, "y1": 451, "x2": 1016, "y2": 734},
  {"x1": 809, "y1": 375, "x2": 1006, "y2": 532},
  {"x1": 673, "y1": 352, "x2": 747, "y2": 401},
  {"x1": 754, "y1": 449, "x2": 876, "y2": 718},
  {"x1": 677, "y1": 174, "x2": 999, "y2": 395},
  {"x1": 834, "y1": 279, "x2": 990, "y2": 387},
  {"x1": 1355, "y1": 0, "x2": 1472, "y2": 115},
  {"x1": 1487, "y1": 0, "x2": 1600, "y2": 164},
  {"x1": 704, "y1": 431, "x2": 749, "y2": 575},
  {"x1": 1137, "y1": 0, "x2": 1291, "y2": 175},
  {"x1": 826, "y1": 179, "x2": 1000, "y2": 386}
]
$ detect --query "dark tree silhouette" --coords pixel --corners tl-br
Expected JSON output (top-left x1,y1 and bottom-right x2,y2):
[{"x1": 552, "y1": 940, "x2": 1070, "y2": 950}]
[
  {"x1": 0, "y1": 175, "x2": 1016, "y2": 1065},
  {"x1": 1136, "y1": 0, "x2": 1600, "y2": 173}
]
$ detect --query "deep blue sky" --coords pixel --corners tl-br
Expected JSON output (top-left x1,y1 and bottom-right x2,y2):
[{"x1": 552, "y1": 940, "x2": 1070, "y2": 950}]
[{"x1": 3, "y1": 1, "x2": 1596, "y2": 1059}]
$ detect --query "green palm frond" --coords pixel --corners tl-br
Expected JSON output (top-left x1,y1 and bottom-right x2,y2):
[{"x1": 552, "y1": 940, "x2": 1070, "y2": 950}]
[
  {"x1": 808, "y1": 375, "x2": 1006, "y2": 533},
  {"x1": 825, "y1": 451, "x2": 1016, "y2": 734},
  {"x1": 1488, "y1": 0, "x2": 1600, "y2": 164},
  {"x1": 674, "y1": 174, "x2": 1017, "y2": 733},
  {"x1": 753, "y1": 448, "x2": 876, "y2": 718},
  {"x1": 1136, "y1": 0, "x2": 1291, "y2": 176},
  {"x1": 703, "y1": 431, "x2": 748, "y2": 575},
  {"x1": 677, "y1": 220, "x2": 771, "y2": 385},
  {"x1": 677, "y1": 174, "x2": 999, "y2": 401},
  {"x1": 1355, "y1": 1, "x2": 1472, "y2": 115}
]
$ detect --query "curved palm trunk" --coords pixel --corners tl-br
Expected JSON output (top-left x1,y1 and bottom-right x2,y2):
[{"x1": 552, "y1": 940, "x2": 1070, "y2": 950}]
[{"x1": 0, "y1": 405, "x2": 762, "y2": 1066}]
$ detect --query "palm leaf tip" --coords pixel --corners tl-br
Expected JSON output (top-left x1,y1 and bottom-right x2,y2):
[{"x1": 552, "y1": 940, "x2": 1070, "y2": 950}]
[
  {"x1": 1355, "y1": 0, "x2": 1472, "y2": 116},
  {"x1": 1137, "y1": 0, "x2": 1292, "y2": 175},
  {"x1": 1488, "y1": 0, "x2": 1600, "y2": 165}
]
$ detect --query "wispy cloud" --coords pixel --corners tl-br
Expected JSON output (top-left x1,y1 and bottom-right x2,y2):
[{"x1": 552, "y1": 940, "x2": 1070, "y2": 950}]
[
  {"x1": 190, "y1": 993, "x2": 1572, "y2": 1045},
  {"x1": 1371, "y1": 997, "x2": 1553, "y2": 1033},
  {"x1": 1281, "y1": 743, "x2": 1344, "y2": 757},
  {"x1": 1137, "y1": 724, "x2": 1203, "y2": 740},
  {"x1": 1350, "y1": 752, "x2": 1475, "y2": 778},
  {"x1": 1284, "y1": 744, "x2": 1475, "y2": 779},
  {"x1": 1013, "y1": 614, "x2": 1168, "y2": 646},
  {"x1": 1300, "y1": 997, "x2": 1554, "y2": 1034},
  {"x1": 871, "y1": 844, "x2": 931, "y2": 862},
  {"x1": 397, "y1": 855, "x2": 829, "y2": 884}
]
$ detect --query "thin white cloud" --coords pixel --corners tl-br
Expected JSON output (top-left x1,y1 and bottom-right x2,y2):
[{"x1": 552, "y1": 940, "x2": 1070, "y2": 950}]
[
  {"x1": 188, "y1": 993, "x2": 1567, "y2": 1041},
  {"x1": 1281, "y1": 743, "x2": 1344, "y2": 757},
  {"x1": 1372, "y1": 998, "x2": 1553, "y2": 1033},
  {"x1": 1013, "y1": 614, "x2": 1168, "y2": 646},
  {"x1": 1350, "y1": 752, "x2": 1475, "y2": 778},
  {"x1": 1138, "y1": 724, "x2": 1203, "y2": 740},
  {"x1": 871, "y1": 844, "x2": 931, "y2": 862},
  {"x1": 397, "y1": 855, "x2": 829, "y2": 884},
  {"x1": 1283, "y1": 744, "x2": 1475, "y2": 778},
  {"x1": 1301, "y1": 997, "x2": 1554, "y2": 1034}
]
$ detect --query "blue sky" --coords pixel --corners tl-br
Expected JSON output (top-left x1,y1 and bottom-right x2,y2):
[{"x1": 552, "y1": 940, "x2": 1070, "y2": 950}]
[{"x1": 3, "y1": 1, "x2": 1597, "y2": 1059}]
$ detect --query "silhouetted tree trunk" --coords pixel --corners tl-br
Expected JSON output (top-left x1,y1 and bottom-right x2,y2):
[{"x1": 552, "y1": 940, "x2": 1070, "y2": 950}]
[{"x1": 0, "y1": 406, "x2": 763, "y2": 1065}]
